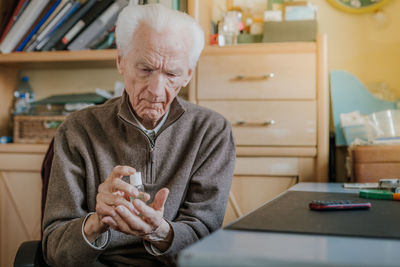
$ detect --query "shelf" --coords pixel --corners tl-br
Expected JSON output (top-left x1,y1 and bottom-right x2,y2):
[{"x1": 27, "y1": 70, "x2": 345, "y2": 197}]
[
  {"x1": 0, "y1": 143, "x2": 48, "y2": 153},
  {"x1": 202, "y1": 42, "x2": 316, "y2": 56},
  {"x1": 0, "y1": 49, "x2": 117, "y2": 69},
  {"x1": 0, "y1": 43, "x2": 317, "y2": 68}
]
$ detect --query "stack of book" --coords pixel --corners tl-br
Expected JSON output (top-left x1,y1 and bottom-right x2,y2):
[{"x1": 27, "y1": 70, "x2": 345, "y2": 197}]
[{"x1": 0, "y1": 0, "x2": 187, "y2": 54}]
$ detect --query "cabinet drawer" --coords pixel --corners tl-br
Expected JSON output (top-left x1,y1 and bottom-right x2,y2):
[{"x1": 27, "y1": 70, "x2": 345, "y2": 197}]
[
  {"x1": 197, "y1": 53, "x2": 316, "y2": 100},
  {"x1": 0, "y1": 153, "x2": 44, "y2": 171},
  {"x1": 223, "y1": 175, "x2": 296, "y2": 225},
  {"x1": 200, "y1": 100, "x2": 316, "y2": 146},
  {"x1": 235, "y1": 157, "x2": 298, "y2": 176}
]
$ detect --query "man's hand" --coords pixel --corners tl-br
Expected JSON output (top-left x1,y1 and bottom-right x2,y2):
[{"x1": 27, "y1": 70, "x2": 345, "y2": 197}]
[
  {"x1": 84, "y1": 165, "x2": 149, "y2": 242},
  {"x1": 112, "y1": 188, "x2": 173, "y2": 252}
]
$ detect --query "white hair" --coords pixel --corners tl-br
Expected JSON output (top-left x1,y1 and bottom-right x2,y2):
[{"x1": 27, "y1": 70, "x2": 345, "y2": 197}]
[{"x1": 116, "y1": 4, "x2": 204, "y2": 68}]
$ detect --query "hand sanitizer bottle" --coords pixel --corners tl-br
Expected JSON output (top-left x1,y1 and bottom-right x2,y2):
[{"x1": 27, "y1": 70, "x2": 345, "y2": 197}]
[{"x1": 129, "y1": 172, "x2": 145, "y2": 202}]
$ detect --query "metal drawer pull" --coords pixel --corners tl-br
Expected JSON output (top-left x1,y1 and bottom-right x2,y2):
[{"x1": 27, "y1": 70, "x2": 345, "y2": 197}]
[
  {"x1": 232, "y1": 73, "x2": 275, "y2": 82},
  {"x1": 235, "y1": 120, "x2": 275, "y2": 127}
]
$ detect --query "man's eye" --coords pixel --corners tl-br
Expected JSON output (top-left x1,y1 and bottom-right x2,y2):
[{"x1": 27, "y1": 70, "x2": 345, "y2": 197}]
[
  {"x1": 140, "y1": 68, "x2": 152, "y2": 73},
  {"x1": 166, "y1": 72, "x2": 177, "y2": 78}
]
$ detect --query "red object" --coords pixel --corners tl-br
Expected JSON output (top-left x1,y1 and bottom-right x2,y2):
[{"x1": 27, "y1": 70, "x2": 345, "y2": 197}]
[
  {"x1": 238, "y1": 21, "x2": 245, "y2": 32},
  {"x1": 0, "y1": 0, "x2": 30, "y2": 43},
  {"x1": 209, "y1": 33, "x2": 218, "y2": 45}
]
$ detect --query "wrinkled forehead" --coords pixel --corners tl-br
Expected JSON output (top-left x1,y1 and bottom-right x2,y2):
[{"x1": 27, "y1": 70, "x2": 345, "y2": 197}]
[{"x1": 130, "y1": 22, "x2": 191, "y2": 61}]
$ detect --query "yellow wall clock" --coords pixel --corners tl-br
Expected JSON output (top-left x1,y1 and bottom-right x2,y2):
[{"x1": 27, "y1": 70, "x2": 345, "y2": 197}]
[{"x1": 327, "y1": 0, "x2": 391, "y2": 14}]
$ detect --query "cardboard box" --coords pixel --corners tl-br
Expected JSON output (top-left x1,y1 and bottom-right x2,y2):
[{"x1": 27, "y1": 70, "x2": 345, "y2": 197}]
[
  {"x1": 262, "y1": 20, "x2": 317, "y2": 43},
  {"x1": 351, "y1": 145, "x2": 400, "y2": 182}
]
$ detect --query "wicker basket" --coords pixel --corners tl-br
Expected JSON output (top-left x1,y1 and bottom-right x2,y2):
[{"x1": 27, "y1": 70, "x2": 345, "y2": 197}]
[{"x1": 13, "y1": 115, "x2": 67, "y2": 143}]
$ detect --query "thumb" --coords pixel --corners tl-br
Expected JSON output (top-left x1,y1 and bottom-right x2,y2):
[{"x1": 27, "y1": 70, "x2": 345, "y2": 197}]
[{"x1": 152, "y1": 188, "x2": 169, "y2": 211}]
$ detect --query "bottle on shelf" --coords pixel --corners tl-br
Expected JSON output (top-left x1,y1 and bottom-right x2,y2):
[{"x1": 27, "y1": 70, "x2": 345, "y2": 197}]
[{"x1": 13, "y1": 76, "x2": 34, "y2": 115}]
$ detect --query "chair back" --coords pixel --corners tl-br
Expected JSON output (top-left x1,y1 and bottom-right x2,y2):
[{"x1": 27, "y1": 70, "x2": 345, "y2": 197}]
[{"x1": 41, "y1": 138, "x2": 54, "y2": 223}]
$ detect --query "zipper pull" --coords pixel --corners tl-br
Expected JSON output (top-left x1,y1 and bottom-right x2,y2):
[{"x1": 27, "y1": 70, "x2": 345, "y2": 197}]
[{"x1": 150, "y1": 149, "x2": 155, "y2": 163}]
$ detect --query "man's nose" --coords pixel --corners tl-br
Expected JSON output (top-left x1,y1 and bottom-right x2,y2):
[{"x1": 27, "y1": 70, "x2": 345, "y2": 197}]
[{"x1": 147, "y1": 73, "x2": 165, "y2": 98}]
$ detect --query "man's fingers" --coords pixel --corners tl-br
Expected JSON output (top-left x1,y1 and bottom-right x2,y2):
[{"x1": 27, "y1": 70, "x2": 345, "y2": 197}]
[
  {"x1": 99, "y1": 166, "x2": 136, "y2": 194},
  {"x1": 152, "y1": 188, "x2": 169, "y2": 211},
  {"x1": 130, "y1": 188, "x2": 169, "y2": 227},
  {"x1": 96, "y1": 202, "x2": 117, "y2": 218},
  {"x1": 101, "y1": 216, "x2": 119, "y2": 230},
  {"x1": 99, "y1": 174, "x2": 139, "y2": 200},
  {"x1": 132, "y1": 199, "x2": 160, "y2": 226},
  {"x1": 110, "y1": 165, "x2": 136, "y2": 179},
  {"x1": 139, "y1": 192, "x2": 151, "y2": 203},
  {"x1": 97, "y1": 192, "x2": 138, "y2": 214},
  {"x1": 106, "y1": 212, "x2": 128, "y2": 232},
  {"x1": 116, "y1": 205, "x2": 153, "y2": 234},
  {"x1": 111, "y1": 178, "x2": 139, "y2": 198}
]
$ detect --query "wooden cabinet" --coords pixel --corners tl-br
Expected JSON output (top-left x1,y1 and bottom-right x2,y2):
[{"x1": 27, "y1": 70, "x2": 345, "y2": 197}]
[
  {"x1": 0, "y1": 144, "x2": 47, "y2": 267},
  {"x1": 188, "y1": 0, "x2": 329, "y2": 225}
]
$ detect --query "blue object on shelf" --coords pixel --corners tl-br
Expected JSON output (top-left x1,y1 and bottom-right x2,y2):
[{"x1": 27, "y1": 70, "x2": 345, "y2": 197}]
[
  {"x1": 0, "y1": 136, "x2": 13, "y2": 144},
  {"x1": 330, "y1": 70, "x2": 397, "y2": 146}
]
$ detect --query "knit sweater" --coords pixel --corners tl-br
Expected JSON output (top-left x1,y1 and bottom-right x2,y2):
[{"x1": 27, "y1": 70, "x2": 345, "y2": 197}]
[{"x1": 42, "y1": 93, "x2": 236, "y2": 266}]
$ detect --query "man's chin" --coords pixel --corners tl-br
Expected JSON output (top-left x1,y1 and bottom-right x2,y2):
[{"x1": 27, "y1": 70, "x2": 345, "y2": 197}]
[{"x1": 140, "y1": 110, "x2": 164, "y2": 121}]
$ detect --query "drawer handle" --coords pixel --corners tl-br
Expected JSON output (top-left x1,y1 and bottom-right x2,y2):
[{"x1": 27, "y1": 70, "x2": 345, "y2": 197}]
[
  {"x1": 232, "y1": 73, "x2": 275, "y2": 82},
  {"x1": 235, "y1": 120, "x2": 275, "y2": 127}
]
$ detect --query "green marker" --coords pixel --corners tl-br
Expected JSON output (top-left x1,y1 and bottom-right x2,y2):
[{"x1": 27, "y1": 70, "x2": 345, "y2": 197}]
[{"x1": 360, "y1": 189, "x2": 400, "y2": 200}]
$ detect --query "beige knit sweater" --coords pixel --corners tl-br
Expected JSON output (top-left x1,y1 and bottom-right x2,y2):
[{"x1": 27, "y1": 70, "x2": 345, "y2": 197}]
[{"x1": 42, "y1": 93, "x2": 236, "y2": 266}]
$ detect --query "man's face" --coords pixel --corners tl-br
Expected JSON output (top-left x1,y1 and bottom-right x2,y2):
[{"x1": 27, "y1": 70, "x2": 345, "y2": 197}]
[{"x1": 117, "y1": 24, "x2": 193, "y2": 128}]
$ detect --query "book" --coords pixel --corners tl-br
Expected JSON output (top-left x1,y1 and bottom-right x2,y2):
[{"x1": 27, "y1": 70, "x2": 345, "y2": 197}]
[
  {"x1": 0, "y1": 0, "x2": 30, "y2": 44},
  {"x1": 172, "y1": 0, "x2": 179, "y2": 10},
  {"x1": 13, "y1": 1, "x2": 57, "y2": 51},
  {"x1": 25, "y1": 0, "x2": 75, "y2": 52},
  {"x1": 0, "y1": 0, "x2": 22, "y2": 41},
  {"x1": 93, "y1": 31, "x2": 115, "y2": 50},
  {"x1": 22, "y1": 0, "x2": 69, "y2": 51},
  {"x1": 36, "y1": 0, "x2": 82, "y2": 50},
  {"x1": 0, "y1": 0, "x2": 50, "y2": 53},
  {"x1": 89, "y1": 25, "x2": 115, "y2": 49},
  {"x1": 38, "y1": 0, "x2": 70, "y2": 32},
  {"x1": 148, "y1": 0, "x2": 181, "y2": 10},
  {"x1": 15, "y1": 0, "x2": 62, "y2": 52},
  {"x1": 67, "y1": 0, "x2": 128, "y2": 51},
  {"x1": 40, "y1": 0, "x2": 98, "y2": 51},
  {"x1": 179, "y1": 0, "x2": 187, "y2": 13},
  {"x1": 159, "y1": 0, "x2": 173, "y2": 9},
  {"x1": 48, "y1": 0, "x2": 114, "y2": 51}
]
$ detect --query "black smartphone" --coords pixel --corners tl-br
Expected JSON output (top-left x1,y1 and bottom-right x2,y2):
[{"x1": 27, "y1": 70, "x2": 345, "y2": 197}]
[{"x1": 309, "y1": 200, "x2": 371, "y2": 211}]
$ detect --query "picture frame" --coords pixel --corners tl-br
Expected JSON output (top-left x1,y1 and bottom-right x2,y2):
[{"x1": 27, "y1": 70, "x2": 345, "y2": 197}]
[{"x1": 326, "y1": 0, "x2": 391, "y2": 14}]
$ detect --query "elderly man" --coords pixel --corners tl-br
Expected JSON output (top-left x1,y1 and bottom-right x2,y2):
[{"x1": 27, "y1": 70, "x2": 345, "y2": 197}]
[{"x1": 42, "y1": 4, "x2": 235, "y2": 266}]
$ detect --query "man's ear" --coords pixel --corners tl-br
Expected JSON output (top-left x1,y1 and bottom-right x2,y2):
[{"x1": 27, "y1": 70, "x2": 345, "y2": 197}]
[
  {"x1": 116, "y1": 54, "x2": 125, "y2": 74},
  {"x1": 183, "y1": 68, "x2": 193, "y2": 87}
]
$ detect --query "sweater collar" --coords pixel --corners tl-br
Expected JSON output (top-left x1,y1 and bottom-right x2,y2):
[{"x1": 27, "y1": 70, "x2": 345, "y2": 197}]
[{"x1": 117, "y1": 91, "x2": 186, "y2": 131}]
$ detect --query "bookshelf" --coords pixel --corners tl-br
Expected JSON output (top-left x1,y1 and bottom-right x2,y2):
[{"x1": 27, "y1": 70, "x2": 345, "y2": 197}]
[{"x1": 0, "y1": 49, "x2": 119, "y2": 138}]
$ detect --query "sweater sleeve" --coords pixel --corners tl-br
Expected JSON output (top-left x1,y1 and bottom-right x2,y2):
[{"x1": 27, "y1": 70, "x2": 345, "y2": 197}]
[
  {"x1": 42, "y1": 123, "x2": 106, "y2": 266},
  {"x1": 146, "y1": 117, "x2": 236, "y2": 265}
]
